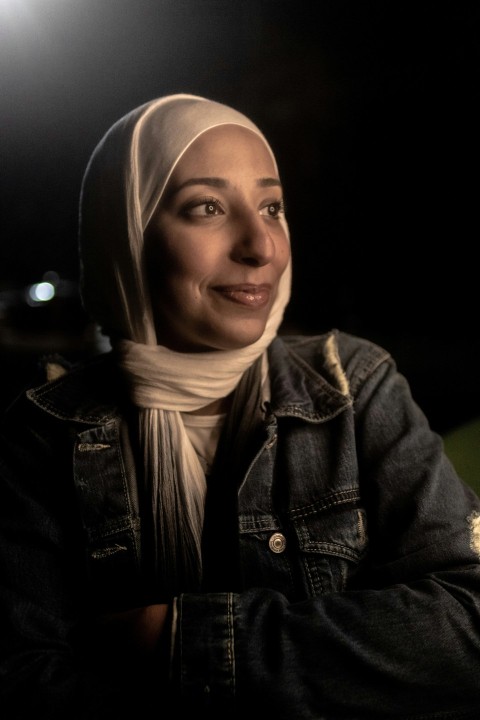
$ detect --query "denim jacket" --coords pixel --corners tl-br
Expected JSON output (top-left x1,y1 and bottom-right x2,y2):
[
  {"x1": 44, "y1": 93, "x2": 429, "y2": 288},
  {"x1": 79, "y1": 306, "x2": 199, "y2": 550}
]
[{"x1": 1, "y1": 330, "x2": 480, "y2": 720}]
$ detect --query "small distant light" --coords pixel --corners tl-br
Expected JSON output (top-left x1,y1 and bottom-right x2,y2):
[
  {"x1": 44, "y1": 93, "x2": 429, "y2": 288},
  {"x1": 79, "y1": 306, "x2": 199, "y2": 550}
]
[{"x1": 29, "y1": 281, "x2": 55, "y2": 303}]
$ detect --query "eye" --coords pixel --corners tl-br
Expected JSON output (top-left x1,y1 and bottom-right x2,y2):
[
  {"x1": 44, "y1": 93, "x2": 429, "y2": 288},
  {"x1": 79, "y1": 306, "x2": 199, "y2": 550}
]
[
  {"x1": 260, "y1": 200, "x2": 285, "y2": 219},
  {"x1": 183, "y1": 197, "x2": 224, "y2": 217}
]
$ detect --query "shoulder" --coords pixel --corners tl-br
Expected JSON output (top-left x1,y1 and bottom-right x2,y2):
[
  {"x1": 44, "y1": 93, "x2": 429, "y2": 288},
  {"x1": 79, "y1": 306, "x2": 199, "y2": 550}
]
[
  {"x1": 277, "y1": 328, "x2": 394, "y2": 376},
  {"x1": 3, "y1": 352, "x2": 123, "y2": 428},
  {"x1": 272, "y1": 330, "x2": 394, "y2": 395},
  {"x1": 280, "y1": 329, "x2": 390, "y2": 366}
]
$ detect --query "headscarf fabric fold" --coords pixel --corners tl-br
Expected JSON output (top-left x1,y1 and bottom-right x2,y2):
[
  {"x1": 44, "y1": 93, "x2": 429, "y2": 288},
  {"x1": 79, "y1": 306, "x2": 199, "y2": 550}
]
[{"x1": 79, "y1": 94, "x2": 291, "y2": 595}]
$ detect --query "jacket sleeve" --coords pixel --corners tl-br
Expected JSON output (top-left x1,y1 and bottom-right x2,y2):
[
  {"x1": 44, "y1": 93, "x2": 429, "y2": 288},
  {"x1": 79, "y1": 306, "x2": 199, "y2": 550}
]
[{"x1": 171, "y1": 357, "x2": 480, "y2": 719}]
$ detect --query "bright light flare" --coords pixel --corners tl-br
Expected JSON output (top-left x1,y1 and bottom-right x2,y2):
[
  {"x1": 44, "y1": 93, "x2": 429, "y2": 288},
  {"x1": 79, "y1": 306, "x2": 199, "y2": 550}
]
[
  {"x1": 28, "y1": 281, "x2": 55, "y2": 303},
  {"x1": 0, "y1": 0, "x2": 34, "y2": 21},
  {"x1": 0, "y1": 0, "x2": 60, "y2": 38}
]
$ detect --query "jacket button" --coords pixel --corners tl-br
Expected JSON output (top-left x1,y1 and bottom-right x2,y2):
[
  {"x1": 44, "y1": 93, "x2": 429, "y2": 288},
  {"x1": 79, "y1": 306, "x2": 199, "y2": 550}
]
[{"x1": 269, "y1": 532, "x2": 287, "y2": 554}]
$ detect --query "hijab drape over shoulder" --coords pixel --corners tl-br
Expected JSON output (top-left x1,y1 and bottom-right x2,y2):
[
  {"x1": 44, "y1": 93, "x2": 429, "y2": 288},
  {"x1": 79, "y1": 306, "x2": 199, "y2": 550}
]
[{"x1": 78, "y1": 94, "x2": 291, "y2": 595}]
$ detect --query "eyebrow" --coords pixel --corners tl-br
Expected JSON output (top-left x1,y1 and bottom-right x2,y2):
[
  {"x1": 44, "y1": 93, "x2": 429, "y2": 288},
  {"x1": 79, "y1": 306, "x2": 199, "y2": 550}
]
[{"x1": 170, "y1": 176, "x2": 282, "y2": 194}]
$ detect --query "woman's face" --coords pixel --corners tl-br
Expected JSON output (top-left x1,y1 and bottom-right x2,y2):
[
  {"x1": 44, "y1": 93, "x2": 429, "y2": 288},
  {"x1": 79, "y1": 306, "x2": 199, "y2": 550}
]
[{"x1": 144, "y1": 124, "x2": 290, "y2": 352}]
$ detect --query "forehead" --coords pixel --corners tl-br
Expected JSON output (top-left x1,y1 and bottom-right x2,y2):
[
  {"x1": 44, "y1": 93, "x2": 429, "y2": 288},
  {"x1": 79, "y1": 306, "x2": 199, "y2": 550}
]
[{"x1": 171, "y1": 124, "x2": 278, "y2": 179}]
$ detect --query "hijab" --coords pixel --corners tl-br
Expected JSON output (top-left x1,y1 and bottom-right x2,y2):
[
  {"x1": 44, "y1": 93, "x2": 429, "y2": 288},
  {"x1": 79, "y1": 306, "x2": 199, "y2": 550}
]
[{"x1": 79, "y1": 94, "x2": 291, "y2": 595}]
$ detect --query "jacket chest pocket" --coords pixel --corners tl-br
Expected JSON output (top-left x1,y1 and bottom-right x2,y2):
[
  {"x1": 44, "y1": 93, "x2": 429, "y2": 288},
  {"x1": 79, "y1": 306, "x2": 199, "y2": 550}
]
[
  {"x1": 73, "y1": 423, "x2": 144, "y2": 611},
  {"x1": 238, "y1": 497, "x2": 368, "y2": 600},
  {"x1": 290, "y1": 496, "x2": 368, "y2": 597}
]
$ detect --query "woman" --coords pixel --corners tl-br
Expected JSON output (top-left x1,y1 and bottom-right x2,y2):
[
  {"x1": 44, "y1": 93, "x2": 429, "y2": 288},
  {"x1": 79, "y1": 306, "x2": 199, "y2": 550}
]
[{"x1": 1, "y1": 94, "x2": 479, "y2": 719}]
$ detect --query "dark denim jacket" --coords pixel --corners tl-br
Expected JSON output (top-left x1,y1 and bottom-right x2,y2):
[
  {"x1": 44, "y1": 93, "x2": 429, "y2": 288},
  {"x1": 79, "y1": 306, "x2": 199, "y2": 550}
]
[{"x1": 1, "y1": 331, "x2": 480, "y2": 719}]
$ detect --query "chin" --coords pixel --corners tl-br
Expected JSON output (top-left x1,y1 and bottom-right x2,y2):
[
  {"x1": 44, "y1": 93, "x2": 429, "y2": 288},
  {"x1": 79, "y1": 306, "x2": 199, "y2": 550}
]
[
  {"x1": 215, "y1": 329, "x2": 266, "y2": 351},
  {"x1": 201, "y1": 321, "x2": 266, "y2": 351},
  {"x1": 167, "y1": 316, "x2": 269, "y2": 352}
]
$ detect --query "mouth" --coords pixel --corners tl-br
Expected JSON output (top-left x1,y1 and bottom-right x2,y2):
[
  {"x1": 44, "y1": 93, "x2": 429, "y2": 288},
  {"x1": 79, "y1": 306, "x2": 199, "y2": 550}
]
[{"x1": 212, "y1": 284, "x2": 271, "y2": 309}]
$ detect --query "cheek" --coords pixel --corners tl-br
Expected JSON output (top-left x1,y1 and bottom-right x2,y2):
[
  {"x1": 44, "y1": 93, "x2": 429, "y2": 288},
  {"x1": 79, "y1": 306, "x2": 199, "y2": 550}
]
[
  {"x1": 149, "y1": 248, "x2": 212, "y2": 306},
  {"x1": 163, "y1": 230, "x2": 219, "y2": 271},
  {"x1": 276, "y1": 233, "x2": 291, "y2": 272},
  {"x1": 147, "y1": 238, "x2": 199, "y2": 284}
]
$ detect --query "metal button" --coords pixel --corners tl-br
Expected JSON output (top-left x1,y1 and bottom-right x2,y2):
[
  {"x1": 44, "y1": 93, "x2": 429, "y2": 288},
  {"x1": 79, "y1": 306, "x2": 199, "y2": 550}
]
[{"x1": 268, "y1": 532, "x2": 287, "y2": 554}]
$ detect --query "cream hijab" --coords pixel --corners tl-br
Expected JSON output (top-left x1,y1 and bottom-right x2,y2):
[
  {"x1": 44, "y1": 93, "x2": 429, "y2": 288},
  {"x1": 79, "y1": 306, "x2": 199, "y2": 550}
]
[{"x1": 79, "y1": 94, "x2": 291, "y2": 594}]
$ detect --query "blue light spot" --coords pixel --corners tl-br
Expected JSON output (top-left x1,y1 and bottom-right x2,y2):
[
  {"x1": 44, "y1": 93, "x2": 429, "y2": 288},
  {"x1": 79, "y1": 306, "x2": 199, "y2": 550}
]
[{"x1": 29, "y1": 282, "x2": 55, "y2": 303}]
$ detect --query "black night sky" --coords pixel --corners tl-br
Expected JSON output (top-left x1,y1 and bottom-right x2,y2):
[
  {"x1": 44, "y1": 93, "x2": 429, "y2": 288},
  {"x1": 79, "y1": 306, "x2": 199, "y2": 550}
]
[{"x1": 1, "y1": 0, "x2": 479, "y2": 433}]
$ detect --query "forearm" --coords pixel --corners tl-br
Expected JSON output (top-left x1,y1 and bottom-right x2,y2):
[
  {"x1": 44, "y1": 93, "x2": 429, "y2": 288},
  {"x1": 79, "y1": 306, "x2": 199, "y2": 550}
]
[{"x1": 173, "y1": 571, "x2": 480, "y2": 718}]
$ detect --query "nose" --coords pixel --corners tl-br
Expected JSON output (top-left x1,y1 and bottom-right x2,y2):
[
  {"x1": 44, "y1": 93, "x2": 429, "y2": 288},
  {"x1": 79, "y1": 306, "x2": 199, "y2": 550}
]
[{"x1": 231, "y1": 212, "x2": 275, "y2": 267}]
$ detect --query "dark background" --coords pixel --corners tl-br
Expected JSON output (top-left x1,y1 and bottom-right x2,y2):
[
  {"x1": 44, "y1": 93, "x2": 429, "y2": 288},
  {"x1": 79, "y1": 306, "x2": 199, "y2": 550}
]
[{"x1": 1, "y1": 0, "x2": 479, "y2": 433}]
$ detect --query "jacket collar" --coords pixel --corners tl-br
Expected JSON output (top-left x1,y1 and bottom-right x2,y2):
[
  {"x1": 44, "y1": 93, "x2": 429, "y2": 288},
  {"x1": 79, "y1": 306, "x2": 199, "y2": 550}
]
[
  {"x1": 26, "y1": 336, "x2": 352, "y2": 426},
  {"x1": 26, "y1": 352, "x2": 122, "y2": 425},
  {"x1": 268, "y1": 335, "x2": 352, "y2": 422}
]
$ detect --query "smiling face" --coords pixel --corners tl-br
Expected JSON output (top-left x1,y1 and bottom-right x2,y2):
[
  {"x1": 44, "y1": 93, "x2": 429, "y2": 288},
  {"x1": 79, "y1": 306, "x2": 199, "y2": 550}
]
[{"x1": 144, "y1": 124, "x2": 290, "y2": 352}]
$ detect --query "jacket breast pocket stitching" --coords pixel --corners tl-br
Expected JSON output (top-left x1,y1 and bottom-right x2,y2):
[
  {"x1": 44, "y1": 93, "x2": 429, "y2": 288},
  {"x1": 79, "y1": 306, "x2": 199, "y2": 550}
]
[{"x1": 293, "y1": 507, "x2": 368, "y2": 563}]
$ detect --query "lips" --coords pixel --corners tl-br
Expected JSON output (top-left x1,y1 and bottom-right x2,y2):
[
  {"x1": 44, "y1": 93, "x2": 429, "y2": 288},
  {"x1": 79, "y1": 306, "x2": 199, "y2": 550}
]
[{"x1": 212, "y1": 284, "x2": 271, "y2": 308}]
